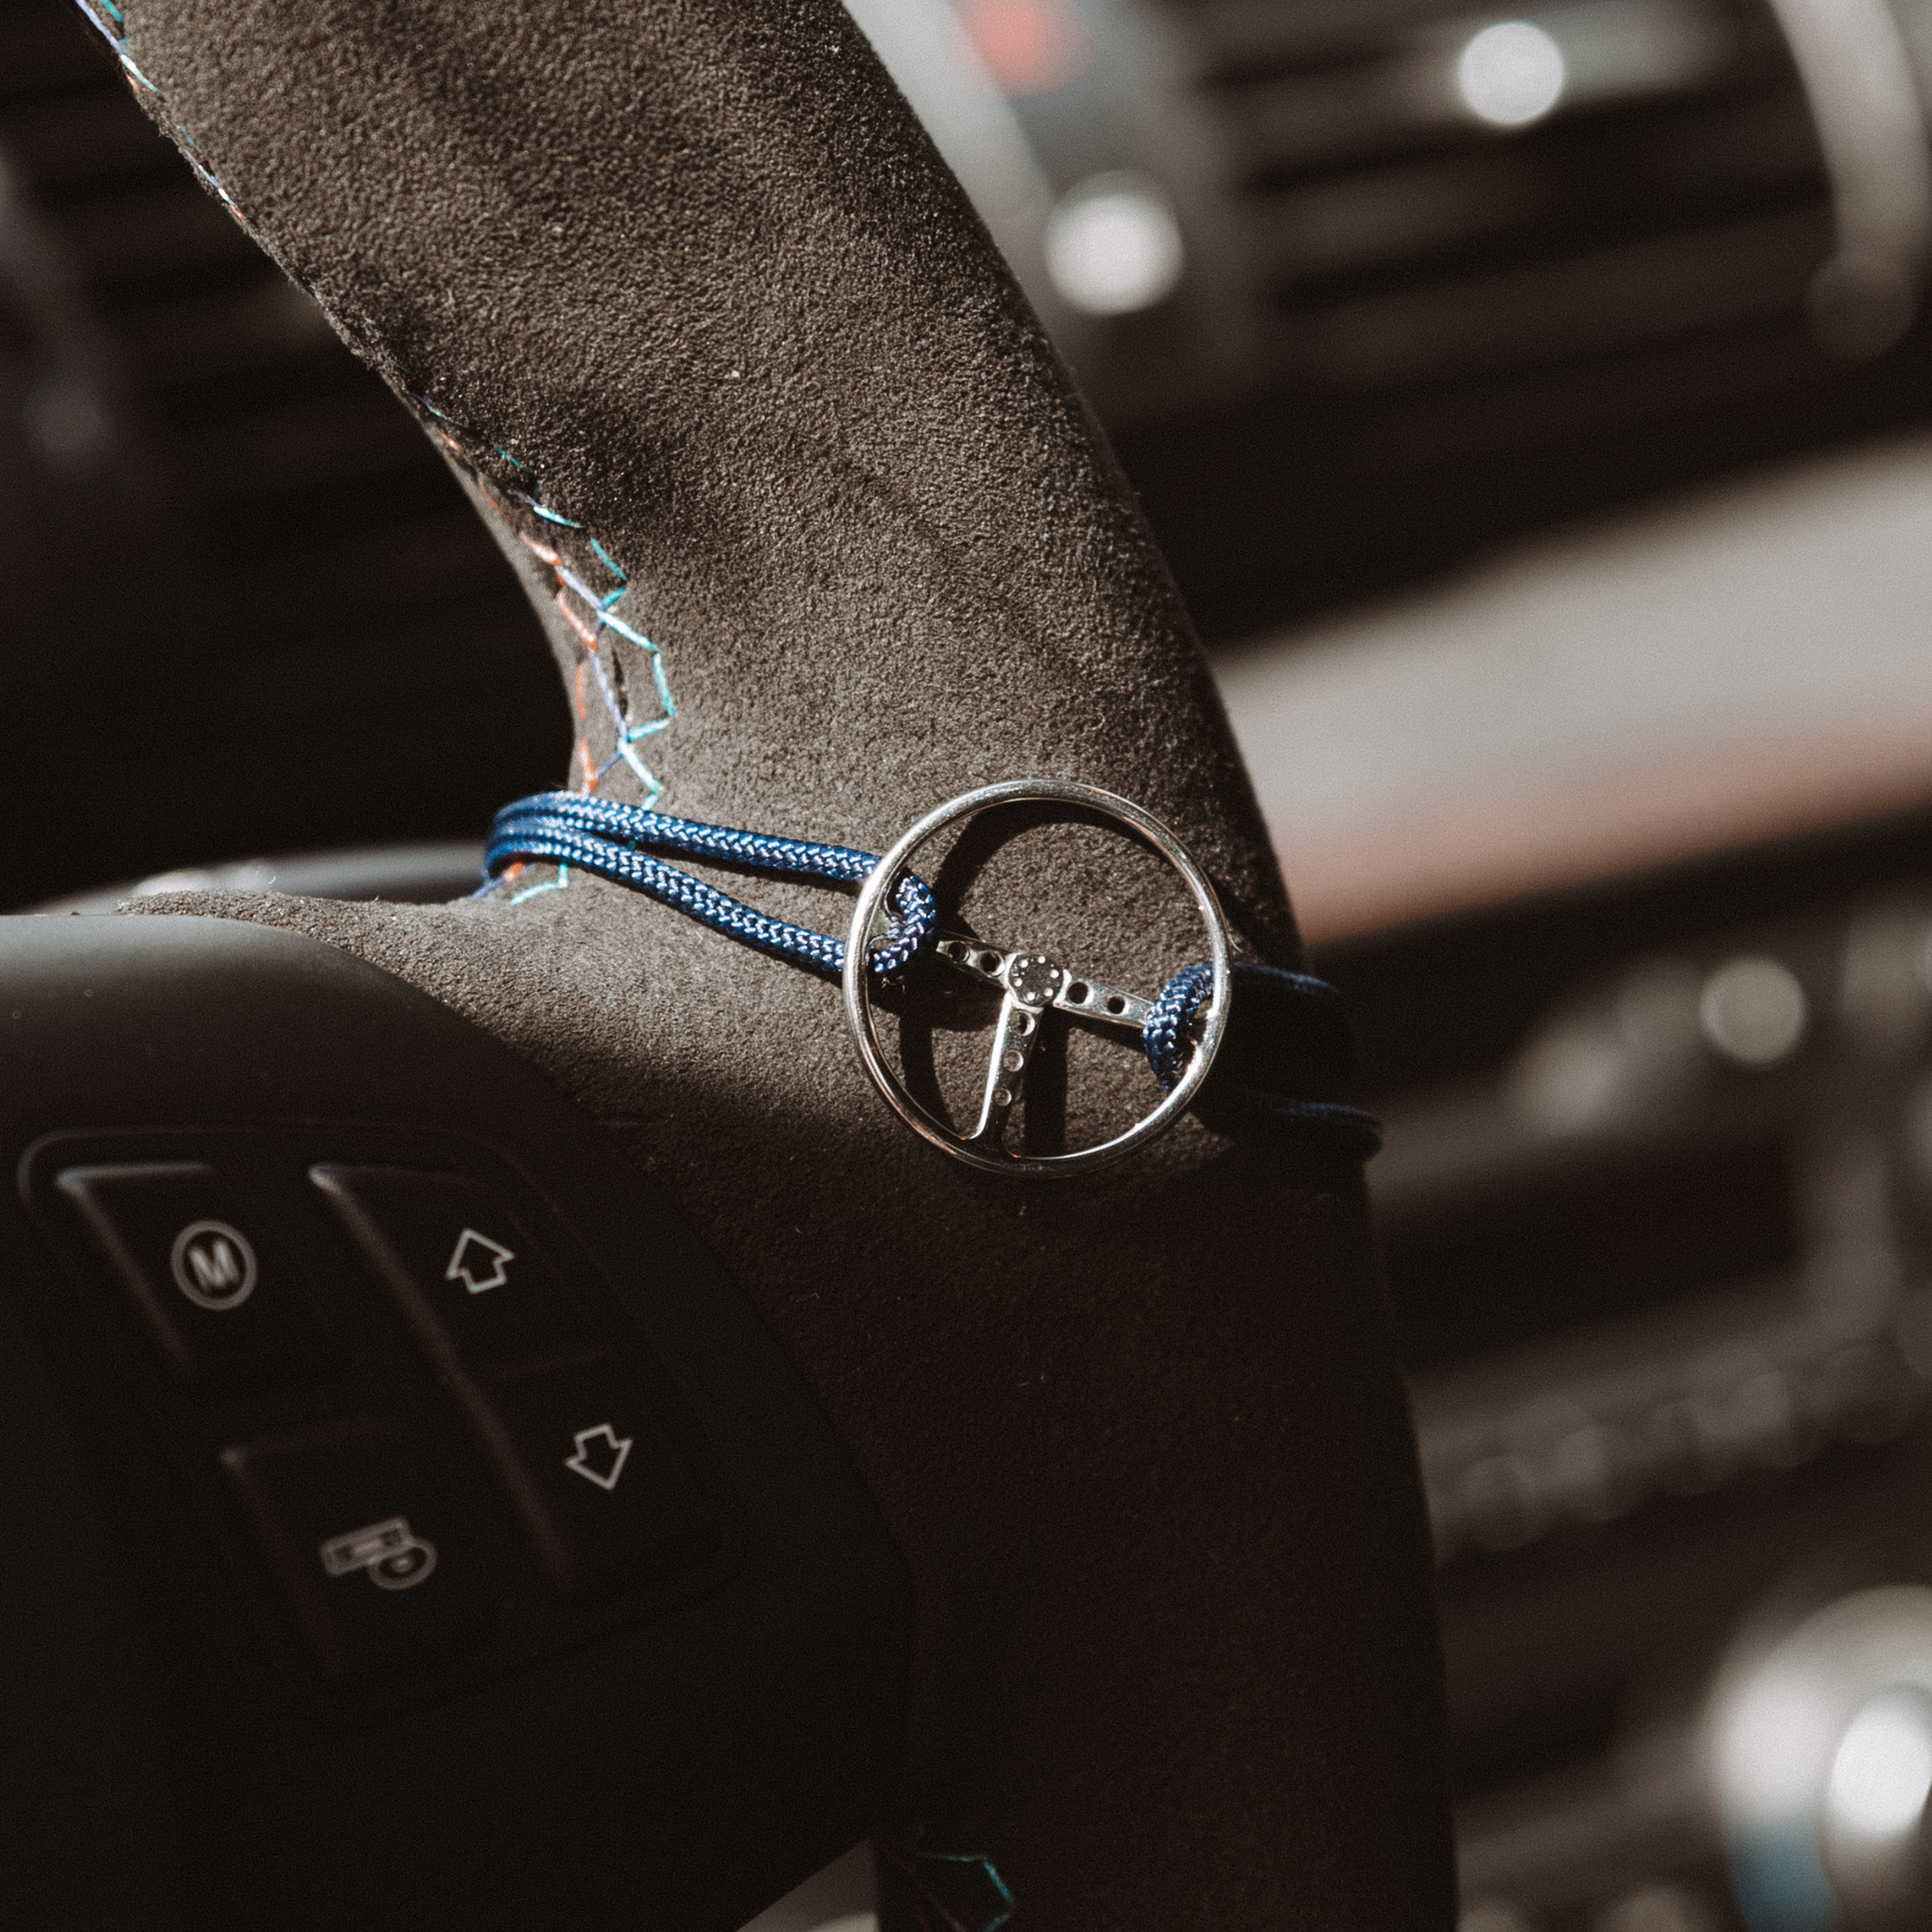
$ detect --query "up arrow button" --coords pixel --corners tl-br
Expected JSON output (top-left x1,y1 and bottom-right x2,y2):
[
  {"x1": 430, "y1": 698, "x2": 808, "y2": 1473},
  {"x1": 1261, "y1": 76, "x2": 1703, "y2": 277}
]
[
  {"x1": 310, "y1": 1168, "x2": 597, "y2": 1371},
  {"x1": 445, "y1": 1226, "x2": 514, "y2": 1295}
]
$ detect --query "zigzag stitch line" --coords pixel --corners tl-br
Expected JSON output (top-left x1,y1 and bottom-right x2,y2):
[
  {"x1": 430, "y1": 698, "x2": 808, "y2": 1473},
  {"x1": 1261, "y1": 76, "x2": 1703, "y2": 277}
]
[
  {"x1": 417, "y1": 402, "x2": 679, "y2": 903},
  {"x1": 66, "y1": 1, "x2": 678, "y2": 911},
  {"x1": 876, "y1": 1843, "x2": 1017, "y2": 1932}
]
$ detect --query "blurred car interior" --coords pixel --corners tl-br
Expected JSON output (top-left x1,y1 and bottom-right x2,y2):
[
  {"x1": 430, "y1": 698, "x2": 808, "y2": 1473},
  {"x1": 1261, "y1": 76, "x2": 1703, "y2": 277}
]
[{"x1": 13, "y1": 0, "x2": 1932, "y2": 1925}]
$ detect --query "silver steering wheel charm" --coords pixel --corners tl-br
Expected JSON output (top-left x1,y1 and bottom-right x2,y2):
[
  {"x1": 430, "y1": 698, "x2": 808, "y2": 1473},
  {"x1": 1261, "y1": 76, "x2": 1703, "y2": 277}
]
[{"x1": 842, "y1": 779, "x2": 1233, "y2": 1177}]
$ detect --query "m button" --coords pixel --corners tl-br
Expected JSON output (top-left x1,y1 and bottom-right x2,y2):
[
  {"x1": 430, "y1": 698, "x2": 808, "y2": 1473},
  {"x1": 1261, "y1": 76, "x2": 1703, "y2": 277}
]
[
  {"x1": 172, "y1": 1220, "x2": 257, "y2": 1311},
  {"x1": 55, "y1": 1164, "x2": 341, "y2": 1390}
]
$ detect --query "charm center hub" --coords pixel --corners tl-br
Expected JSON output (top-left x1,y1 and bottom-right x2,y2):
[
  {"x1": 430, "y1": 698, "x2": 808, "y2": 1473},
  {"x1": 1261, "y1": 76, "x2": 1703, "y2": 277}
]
[{"x1": 1006, "y1": 953, "x2": 1063, "y2": 1007}]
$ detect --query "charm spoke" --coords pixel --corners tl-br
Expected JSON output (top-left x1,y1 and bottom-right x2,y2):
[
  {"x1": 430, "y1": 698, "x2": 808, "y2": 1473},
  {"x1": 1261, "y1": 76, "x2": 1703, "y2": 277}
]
[
  {"x1": 934, "y1": 936, "x2": 1151, "y2": 1035},
  {"x1": 969, "y1": 993, "x2": 1040, "y2": 1147},
  {"x1": 933, "y1": 938, "x2": 1157, "y2": 1150}
]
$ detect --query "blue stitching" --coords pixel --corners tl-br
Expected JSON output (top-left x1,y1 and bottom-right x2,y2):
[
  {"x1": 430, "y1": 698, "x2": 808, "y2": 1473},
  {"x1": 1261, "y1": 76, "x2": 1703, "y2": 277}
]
[
  {"x1": 878, "y1": 1841, "x2": 1015, "y2": 1932},
  {"x1": 415, "y1": 399, "x2": 679, "y2": 845},
  {"x1": 506, "y1": 860, "x2": 573, "y2": 905},
  {"x1": 70, "y1": 0, "x2": 150, "y2": 79},
  {"x1": 75, "y1": 26, "x2": 671, "y2": 892},
  {"x1": 67, "y1": 1, "x2": 245, "y2": 216}
]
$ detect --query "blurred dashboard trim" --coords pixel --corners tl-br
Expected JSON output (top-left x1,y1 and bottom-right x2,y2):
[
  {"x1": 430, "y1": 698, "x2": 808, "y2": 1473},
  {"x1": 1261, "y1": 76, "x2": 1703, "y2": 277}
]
[{"x1": 1270, "y1": 695, "x2": 1932, "y2": 944}]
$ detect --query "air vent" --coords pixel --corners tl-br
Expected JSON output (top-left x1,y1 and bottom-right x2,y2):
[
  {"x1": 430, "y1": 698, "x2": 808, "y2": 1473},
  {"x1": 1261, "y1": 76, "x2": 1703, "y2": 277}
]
[
  {"x1": 1092, "y1": 0, "x2": 1932, "y2": 635},
  {"x1": 1180, "y1": 0, "x2": 1830, "y2": 400}
]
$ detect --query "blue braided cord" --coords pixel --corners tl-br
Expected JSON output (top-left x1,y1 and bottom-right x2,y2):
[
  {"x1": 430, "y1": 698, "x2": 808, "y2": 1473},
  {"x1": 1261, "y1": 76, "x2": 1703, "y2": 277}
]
[
  {"x1": 1143, "y1": 961, "x2": 1343, "y2": 1087},
  {"x1": 1142, "y1": 961, "x2": 1214, "y2": 1091},
  {"x1": 1145, "y1": 960, "x2": 1383, "y2": 1156},
  {"x1": 484, "y1": 791, "x2": 937, "y2": 981},
  {"x1": 487, "y1": 792, "x2": 1377, "y2": 1154},
  {"x1": 1242, "y1": 1095, "x2": 1384, "y2": 1157}
]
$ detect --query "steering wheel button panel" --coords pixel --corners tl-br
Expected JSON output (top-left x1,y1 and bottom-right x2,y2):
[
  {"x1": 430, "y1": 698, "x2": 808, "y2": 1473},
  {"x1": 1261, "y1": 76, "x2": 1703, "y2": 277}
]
[
  {"x1": 309, "y1": 1165, "x2": 596, "y2": 1372},
  {"x1": 220, "y1": 1413, "x2": 498, "y2": 1684},
  {"x1": 53, "y1": 1162, "x2": 343, "y2": 1390},
  {"x1": 470, "y1": 1354, "x2": 717, "y2": 1600},
  {"x1": 1, "y1": 922, "x2": 910, "y2": 1913}
]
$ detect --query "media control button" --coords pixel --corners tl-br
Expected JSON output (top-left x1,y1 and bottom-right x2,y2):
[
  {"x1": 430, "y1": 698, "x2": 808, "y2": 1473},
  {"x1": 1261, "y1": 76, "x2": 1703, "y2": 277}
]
[
  {"x1": 171, "y1": 1220, "x2": 257, "y2": 1311},
  {"x1": 309, "y1": 1167, "x2": 594, "y2": 1371},
  {"x1": 55, "y1": 1164, "x2": 342, "y2": 1389},
  {"x1": 221, "y1": 1415, "x2": 495, "y2": 1682},
  {"x1": 471, "y1": 1355, "x2": 714, "y2": 1599}
]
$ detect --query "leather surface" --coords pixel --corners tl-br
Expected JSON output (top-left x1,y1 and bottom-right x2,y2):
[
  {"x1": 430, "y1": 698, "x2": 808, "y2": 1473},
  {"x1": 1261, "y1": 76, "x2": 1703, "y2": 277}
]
[{"x1": 112, "y1": 1, "x2": 1454, "y2": 1922}]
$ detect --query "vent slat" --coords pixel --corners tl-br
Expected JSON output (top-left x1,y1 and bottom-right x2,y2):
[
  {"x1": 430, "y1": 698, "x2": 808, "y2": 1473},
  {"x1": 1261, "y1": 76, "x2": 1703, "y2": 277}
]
[
  {"x1": 1290, "y1": 203, "x2": 1832, "y2": 396},
  {"x1": 1245, "y1": 153, "x2": 1565, "y2": 290},
  {"x1": 1179, "y1": 0, "x2": 1467, "y2": 79},
  {"x1": 1244, "y1": 93, "x2": 1822, "y2": 300},
  {"x1": 1216, "y1": 65, "x2": 1435, "y2": 182},
  {"x1": 1213, "y1": 24, "x2": 1798, "y2": 188},
  {"x1": 1176, "y1": 0, "x2": 1832, "y2": 412}
]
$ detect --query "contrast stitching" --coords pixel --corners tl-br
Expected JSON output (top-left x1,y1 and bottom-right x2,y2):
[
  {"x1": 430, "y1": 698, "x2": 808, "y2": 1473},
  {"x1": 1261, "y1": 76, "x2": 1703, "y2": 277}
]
[
  {"x1": 876, "y1": 1841, "x2": 1016, "y2": 1932},
  {"x1": 67, "y1": 0, "x2": 668, "y2": 908},
  {"x1": 69, "y1": 0, "x2": 157, "y2": 89},
  {"x1": 416, "y1": 402, "x2": 677, "y2": 908},
  {"x1": 67, "y1": 1, "x2": 245, "y2": 220}
]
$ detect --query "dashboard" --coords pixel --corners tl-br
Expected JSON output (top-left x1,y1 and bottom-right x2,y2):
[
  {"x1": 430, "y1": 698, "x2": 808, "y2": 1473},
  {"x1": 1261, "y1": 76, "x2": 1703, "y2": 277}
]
[{"x1": 11, "y1": 0, "x2": 1932, "y2": 1928}]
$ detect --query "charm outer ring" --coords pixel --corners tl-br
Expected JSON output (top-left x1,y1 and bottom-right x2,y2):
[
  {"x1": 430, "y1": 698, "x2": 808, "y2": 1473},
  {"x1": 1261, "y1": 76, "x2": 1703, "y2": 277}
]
[{"x1": 842, "y1": 778, "x2": 1234, "y2": 1177}]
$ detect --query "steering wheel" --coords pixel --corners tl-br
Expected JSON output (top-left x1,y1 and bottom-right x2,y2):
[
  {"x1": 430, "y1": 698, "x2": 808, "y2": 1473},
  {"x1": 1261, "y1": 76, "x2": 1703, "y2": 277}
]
[{"x1": 0, "y1": 3, "x2": 1454, "y2": 1928}]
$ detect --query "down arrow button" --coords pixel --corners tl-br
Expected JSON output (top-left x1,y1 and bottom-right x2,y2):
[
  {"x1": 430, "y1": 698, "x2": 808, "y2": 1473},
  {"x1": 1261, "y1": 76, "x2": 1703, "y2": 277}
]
[
  {"x1": 564, "y1": 1423, "x2": 632, "y2": 1491},
  {"x1": 475, "y1": 1354, "x2": 715, "y2": 1598}
]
